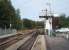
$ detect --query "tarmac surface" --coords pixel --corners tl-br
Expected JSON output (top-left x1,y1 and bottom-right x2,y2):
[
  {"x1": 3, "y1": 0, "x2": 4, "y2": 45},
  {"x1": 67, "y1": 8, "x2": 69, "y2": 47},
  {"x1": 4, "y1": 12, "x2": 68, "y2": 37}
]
[{"x1": 45, "y1": 35, "x2": 69, "y2": 50}]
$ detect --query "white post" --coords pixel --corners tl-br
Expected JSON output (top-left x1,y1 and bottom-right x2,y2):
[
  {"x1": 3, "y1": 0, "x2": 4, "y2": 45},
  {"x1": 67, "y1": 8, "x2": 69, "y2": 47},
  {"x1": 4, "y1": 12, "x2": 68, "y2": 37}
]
[
  {"x1": 10, "y1": 24, "x2": 12, "y2": 29},
  {"x1": 5, "y1": 25, "x2": 6, "y2": 32},
  {"x1": 44, "y1": 19, "x2": 46, "y2": 34},
  {"x1": 49, "y1": 17, "x2": 52, "y2": 36}
]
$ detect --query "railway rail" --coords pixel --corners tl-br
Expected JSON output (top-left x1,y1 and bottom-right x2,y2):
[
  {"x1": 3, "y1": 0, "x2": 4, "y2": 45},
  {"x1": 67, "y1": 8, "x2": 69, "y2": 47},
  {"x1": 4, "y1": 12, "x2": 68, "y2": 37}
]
[
  {"x1": 0, "y1": 30, "x2": 37, "y2": 50},
  {"x1": 17, "y1": 32, "x2": 38, "y2": 50}
]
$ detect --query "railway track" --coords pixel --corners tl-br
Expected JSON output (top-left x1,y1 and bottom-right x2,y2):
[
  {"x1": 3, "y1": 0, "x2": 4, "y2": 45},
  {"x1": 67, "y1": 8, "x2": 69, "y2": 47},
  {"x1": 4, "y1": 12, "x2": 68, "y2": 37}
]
[
  {"x1": 17, "y1": 32, "x2": 38, "y2": 50},
  {"x1": 0, "y1": 31, "x2": 37, "y2": 50}
]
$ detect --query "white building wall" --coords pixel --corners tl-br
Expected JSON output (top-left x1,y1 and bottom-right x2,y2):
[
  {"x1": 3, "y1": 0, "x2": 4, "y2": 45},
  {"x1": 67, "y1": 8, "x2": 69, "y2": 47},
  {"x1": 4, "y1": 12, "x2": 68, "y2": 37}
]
[{"x1": 45, "y1": 18, "x2": 52, "y2": 30}]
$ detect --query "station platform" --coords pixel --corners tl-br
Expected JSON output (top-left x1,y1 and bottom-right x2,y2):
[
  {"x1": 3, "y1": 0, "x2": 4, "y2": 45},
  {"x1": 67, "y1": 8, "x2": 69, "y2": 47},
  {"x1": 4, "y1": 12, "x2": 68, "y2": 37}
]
[
  {"x1": 0, "y1": 33, "x2": 17, "y2": 39},
  {"x1": 31, "y1": 35, "x2": 47, "y2": 50}
]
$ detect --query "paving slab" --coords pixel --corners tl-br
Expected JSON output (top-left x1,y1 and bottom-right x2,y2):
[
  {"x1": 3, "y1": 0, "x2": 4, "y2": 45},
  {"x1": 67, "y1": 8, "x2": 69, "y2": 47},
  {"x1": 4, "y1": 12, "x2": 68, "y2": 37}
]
[{"x1": 31, "y1": 35, "x2": 47, "y2": 50}]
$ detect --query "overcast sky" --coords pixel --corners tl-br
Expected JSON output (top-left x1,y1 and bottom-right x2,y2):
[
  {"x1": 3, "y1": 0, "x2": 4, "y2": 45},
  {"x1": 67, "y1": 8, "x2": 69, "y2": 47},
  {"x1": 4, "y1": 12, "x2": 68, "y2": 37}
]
[{"x1": 11, "y1": 0, "x2": 69, "y2": 21}]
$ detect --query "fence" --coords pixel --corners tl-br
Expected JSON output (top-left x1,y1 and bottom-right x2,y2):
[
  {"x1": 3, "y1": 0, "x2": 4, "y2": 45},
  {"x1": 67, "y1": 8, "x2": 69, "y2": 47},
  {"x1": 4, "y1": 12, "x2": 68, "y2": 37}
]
[{"x1": 0, "y1": 28, "x2": 17, "y2": 36}]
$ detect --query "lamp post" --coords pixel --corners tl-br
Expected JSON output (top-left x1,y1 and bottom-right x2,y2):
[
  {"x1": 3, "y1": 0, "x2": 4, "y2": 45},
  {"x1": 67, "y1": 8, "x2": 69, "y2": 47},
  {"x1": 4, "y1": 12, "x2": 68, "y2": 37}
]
[
  {"x1": 39, "y1": 8, "x2": 53, "y2": 36},
  {"x1": 46, "y1": 1, "x2": 53, "y2": 36}
]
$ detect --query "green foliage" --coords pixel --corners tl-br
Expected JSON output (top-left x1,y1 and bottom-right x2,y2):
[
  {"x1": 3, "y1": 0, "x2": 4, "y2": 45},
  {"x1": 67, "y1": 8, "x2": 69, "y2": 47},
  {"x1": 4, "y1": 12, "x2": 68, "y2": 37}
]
[
  {"x1": 0, "y1": 0, "x2": 16, "y2": 28},
  {"x1": 15, "y1": 9, "x2": 22, "y2": 30},
  {"x1": 0, "y1": 0, "x2": 22, "y2": 30},
  {"x1": 22, "y1": 19, "x2": 44, "y2": 29},
  {"x1": 59, "y1": 14, "x2": 69, "y2": 28},
  {"x1": 22, "y1": 19, "x2": 33, "y2": 29},
  {"x1": 0, "y1": 0, "x2": 44, "y2": 30}
]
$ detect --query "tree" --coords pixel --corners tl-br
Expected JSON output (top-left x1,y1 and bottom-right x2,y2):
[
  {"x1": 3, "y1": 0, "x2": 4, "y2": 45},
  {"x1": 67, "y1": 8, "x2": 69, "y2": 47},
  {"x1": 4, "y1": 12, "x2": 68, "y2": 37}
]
[
  {"x1": 59, "y1": 14, "x2": 69, "y2": 28},
  {"x1": 0, "y1": 0, "x2": 18, "y2": 29},
  {"x1": 22, "y1": 19, "x2": 44, "y2": 29},
  {"x1": 15, "y1": 9, "x2": 22, "y2": 30},
  {"x1": 22, "y1": 19, "x2": 33, "y2": 29}
]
